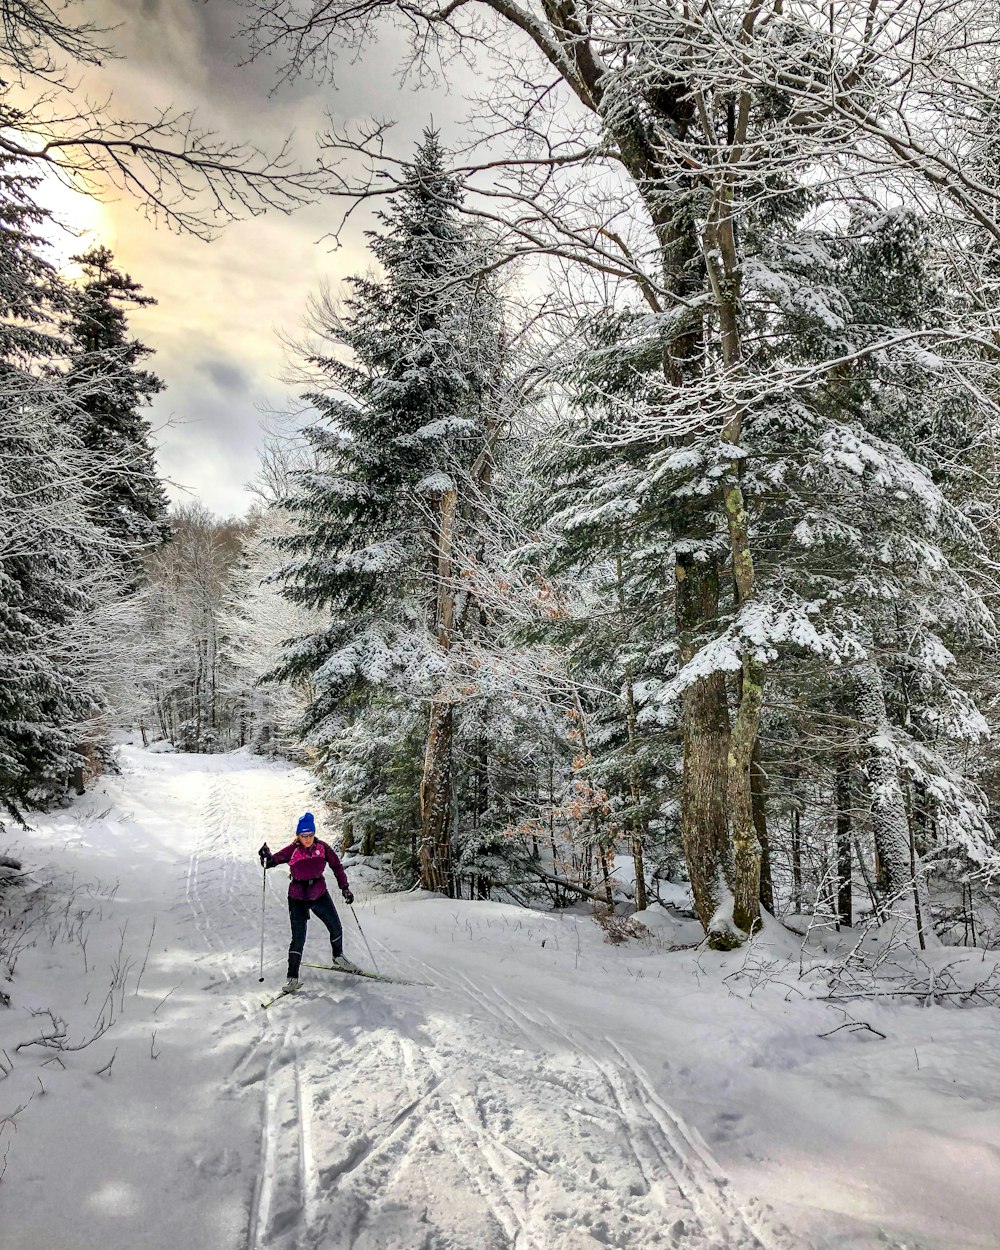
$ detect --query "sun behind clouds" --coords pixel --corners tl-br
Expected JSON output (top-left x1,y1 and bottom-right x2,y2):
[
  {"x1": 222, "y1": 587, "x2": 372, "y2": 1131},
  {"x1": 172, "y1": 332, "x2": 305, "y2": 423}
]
[{"x1": 35, "y1": 166, "x2": 108, "y2": 275}]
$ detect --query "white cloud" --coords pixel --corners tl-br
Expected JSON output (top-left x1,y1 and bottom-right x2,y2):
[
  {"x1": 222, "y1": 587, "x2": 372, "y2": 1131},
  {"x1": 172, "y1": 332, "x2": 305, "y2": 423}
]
[{"x1": 43, "y1": 1, "x2": 475, "y2": 515}]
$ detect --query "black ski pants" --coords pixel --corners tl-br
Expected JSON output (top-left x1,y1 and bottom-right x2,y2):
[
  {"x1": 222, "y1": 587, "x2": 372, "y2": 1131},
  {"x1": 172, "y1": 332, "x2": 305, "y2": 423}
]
[{"x1": 287, "y1": 891, "x2": 342, "y2": 977}]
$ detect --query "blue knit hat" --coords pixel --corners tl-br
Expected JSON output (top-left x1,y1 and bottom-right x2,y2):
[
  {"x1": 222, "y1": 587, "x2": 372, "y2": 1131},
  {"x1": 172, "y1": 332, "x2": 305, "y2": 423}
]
[{"x1": 296, "y1": 812, "x2": 316, "y2": 835}]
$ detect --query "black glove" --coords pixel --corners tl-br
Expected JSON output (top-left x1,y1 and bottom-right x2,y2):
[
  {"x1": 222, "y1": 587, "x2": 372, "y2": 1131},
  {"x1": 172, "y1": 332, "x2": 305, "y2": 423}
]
[
  {"x1": 342, "y1": 889, "x2": 354, "y2": 905},
  {"x1": 258, "y1": 843, "x2": 271, "y2": 867}
]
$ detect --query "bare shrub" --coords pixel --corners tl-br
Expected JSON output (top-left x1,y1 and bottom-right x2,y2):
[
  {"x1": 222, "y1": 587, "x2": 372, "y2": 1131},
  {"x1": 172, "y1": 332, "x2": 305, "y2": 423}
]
[{"x1": 595, "y1": 908, "x2": 649, "y2": 946}]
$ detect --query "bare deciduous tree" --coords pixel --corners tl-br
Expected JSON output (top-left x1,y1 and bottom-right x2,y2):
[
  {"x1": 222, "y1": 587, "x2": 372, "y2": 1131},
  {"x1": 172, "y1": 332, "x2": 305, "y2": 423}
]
[{"x1": 2, "y1": 0, "x2": 335, "y2": 236}]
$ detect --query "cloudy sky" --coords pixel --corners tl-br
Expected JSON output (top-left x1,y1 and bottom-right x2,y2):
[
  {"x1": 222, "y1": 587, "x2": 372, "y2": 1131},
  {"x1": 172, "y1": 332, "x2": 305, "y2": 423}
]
[{"x1": 42, "y1": 0, "x2": 465, "y2": 516}]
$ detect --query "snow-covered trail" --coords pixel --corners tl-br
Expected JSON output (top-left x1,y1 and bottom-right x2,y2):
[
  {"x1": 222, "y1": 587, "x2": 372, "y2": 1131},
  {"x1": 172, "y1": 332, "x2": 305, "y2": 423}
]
[
  {"x1": 0, "y1": 748, "x2": 309, "y2": 1249},
  {"x1": 2, "y1": 748, "x2": 1000, "y2": 1250}
]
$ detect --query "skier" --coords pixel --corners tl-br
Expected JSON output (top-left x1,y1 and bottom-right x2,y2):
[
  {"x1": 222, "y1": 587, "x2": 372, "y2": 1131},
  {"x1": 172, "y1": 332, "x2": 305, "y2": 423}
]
[{"x1": 258, "y1": 812, "x2": 358, "y2": 993}]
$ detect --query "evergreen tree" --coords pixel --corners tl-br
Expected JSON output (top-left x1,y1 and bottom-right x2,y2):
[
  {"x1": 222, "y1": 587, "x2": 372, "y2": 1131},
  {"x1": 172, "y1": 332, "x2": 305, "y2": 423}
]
[
  {"x1": 62, "y1": 245, "x2": 169, "y2": 589},
  {"x1": 0, "y1": 154, "x2": 94, "y2": 817},
  {"x1": 277, "y1": 130, "x2": 505, "y2": 889},
  {"x1": 525, "y1": 307, "x2": 688, "y2": 911},
  {"x1": 529, "y1": 203, "x2": 1000, "y2": 932},
  {"x1": 701, "y1": 207, "x2": 999, "y2": 927},
  {"x1": 0, "y1": 165, "x2": 175, "y2": 818}
]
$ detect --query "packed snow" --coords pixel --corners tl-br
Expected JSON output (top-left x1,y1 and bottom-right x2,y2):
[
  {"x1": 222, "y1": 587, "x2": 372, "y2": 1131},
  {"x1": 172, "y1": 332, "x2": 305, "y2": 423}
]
[{"x1": 2, "y1": 746, "x2": 999, "y2": 1250}]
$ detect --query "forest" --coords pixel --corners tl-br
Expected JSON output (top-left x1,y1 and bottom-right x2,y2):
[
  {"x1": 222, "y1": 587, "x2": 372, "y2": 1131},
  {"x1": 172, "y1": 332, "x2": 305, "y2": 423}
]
[
  {"x1": 7, "y1": 4, "x2": 1000, "y2": 1247},
  {"x1": 4, "y1": 0, "x2": 1000, "y2": 959}
]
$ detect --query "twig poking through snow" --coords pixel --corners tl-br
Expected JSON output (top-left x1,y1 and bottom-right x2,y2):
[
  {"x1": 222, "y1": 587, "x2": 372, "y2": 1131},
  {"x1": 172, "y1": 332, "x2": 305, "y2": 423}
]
[
  {"x1": 819, "y1": 1021, "x2": 887, "y2": 1040},
  {"x1": 95, "y1": 1048, "x2": 118, "y2": 1078},
  {"x1": 152, "y1": 986, "x2": 178, "y2": 1015},
  {"x1": 135, "y1": 918, "x2": 156, "y2": 997}
]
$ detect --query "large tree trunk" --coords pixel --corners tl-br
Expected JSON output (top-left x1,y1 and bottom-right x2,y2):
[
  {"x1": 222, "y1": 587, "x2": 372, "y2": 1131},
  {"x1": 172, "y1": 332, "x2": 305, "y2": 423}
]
[
  {"x1": 645, "y1": 192, "x2": 740, "y2": 945},
  {"x1": 705, "y1": 185, "x2": 764, "y2": 939},
  {"x1": 724, "y1": 540, "x2": 764, "y2": 938},
  {"x1": 676, "y1": 547, "x2": 733, "y2": 941},
  {"x1": 854, "y1": 659, "x2": 913, "y2": 908},
  {"x1": 618, "y1": 113, "x2": 758, "y2": 945}
]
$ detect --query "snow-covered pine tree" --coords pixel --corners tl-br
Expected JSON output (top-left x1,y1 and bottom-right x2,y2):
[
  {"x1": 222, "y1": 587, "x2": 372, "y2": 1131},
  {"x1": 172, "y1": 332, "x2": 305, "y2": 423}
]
[
  {"x1": 540, "y1": 195, "x2": 999, "y2": 937},
  {"x1": 720, "y1": 208, "x2": 999, "y2": 930},
  {"x1": 277, "y1": 131, "x2": 506, "y2": 891},
  {"x1": 0, "y1": 154, "x2": 98, "y2": 816},
  {"x1": 524, "y1": 307, "x2": 690, "y2": 912},
  {"x1": 61, "y1": 245, "x2": 169, "y2": 591}
]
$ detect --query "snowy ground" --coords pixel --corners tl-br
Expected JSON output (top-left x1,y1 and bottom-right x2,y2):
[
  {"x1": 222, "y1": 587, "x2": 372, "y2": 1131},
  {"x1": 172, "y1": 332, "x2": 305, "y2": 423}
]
[{"x1": 2, "y1": 748, "x2": 999, "y2": 1250}]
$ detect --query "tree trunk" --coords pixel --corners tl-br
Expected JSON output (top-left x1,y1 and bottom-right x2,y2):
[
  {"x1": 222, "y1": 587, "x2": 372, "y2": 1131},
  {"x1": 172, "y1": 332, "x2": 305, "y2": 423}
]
[
  {"x1": 419, "y1": 698, "x2": 454, "y2": 894},
  {"x1": 572, "y1": 690, "x2": 613, "y2": 912},
  {"x1": 751, "y1": 742, "x2": 773, "y2": 914},
  {"x1": 676, "y1": 548, "x2": 733, "y2": 942},
  {"x1": 909, "y1": 779, "x2": 934, "y2": 945},
  {"x1": 548, "y1": 748, "x2": 564, "y2": 907},
  {"x1": 614, "y1": 544, "x2": 648, "y2": 912},
  {"x1": 705, "y1": 187, "x2": 763, "y2": 939},
  {"x1": 611, "y1": 138, "x2": 753, "y2": 946},
  {"x1": 791, "y1": 794, "x2": 802, "y2": 913},
  {"x1": 727, "y1": 654, "x2": 764, "y2": 936},
  {"x1": 420, "y1": 485, "x2": 459, "y2": 894},
  {"x1": 835, "y1": 753, "x2": 853, "y2": 928},
  {"x1": 601, "y1": 849, "x2": 614, "y2": 909},
  {"x1": 622, "y1": 153, "x2": 743, "y2": 945},
  {"x1": 854, "y1": 659, "x2": 913, "y2": 907},
  {"x1": 624, "y1": 671, "x2": 648, "y2": 912},
  {"x1": 194, "y1": 639, "x2": 204, "y2": 750},
  {"x1": 208, "y1": 612, "x2": 218, "y2": 733},
  {"x1": 906, "y1": 788, "x2": 926, "y2": 950}
]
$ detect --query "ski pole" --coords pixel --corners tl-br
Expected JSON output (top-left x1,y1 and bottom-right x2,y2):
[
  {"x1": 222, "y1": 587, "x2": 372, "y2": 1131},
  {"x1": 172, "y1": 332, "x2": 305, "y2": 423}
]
[
  {"x1": 350, "y1": 904, "x2": 380, "y2": 974},
  {"x1": 258, "y1": 866, "x2": 267, "y2": 983}
]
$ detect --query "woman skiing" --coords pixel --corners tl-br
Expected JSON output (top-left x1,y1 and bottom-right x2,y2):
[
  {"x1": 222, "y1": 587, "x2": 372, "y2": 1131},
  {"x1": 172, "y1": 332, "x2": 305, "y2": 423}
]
[{"x1": 258, "y1": 812, "x2": 358, "y2": 992}]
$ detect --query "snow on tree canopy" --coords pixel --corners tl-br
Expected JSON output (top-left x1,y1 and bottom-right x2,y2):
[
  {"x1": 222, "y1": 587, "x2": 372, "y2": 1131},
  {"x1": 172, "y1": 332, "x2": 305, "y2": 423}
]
[
  {"x1": 416, "y1": 471, "x2": 456, "y2": 496},
  {"x1": 814, "y1": 425, "x2": 944, "y2": 523}
]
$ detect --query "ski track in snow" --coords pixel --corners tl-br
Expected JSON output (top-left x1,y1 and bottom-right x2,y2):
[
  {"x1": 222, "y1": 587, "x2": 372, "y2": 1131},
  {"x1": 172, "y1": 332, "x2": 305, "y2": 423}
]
[
  {"x1": 182, "y1": 758, "x2": 318, "y2": 1250},
  {"x1": 432, "y1": 968, "x2": 780, "y2": 1250},
  {"x1": 243, "y1": 946, "x2": 794, "y2": 1248},
  {"x1": 1, "y1": 749, "x2": 804, "y2": 1250},
  {"x1": 175, "y1": 757, "x2": 794, "y2": 1250}
]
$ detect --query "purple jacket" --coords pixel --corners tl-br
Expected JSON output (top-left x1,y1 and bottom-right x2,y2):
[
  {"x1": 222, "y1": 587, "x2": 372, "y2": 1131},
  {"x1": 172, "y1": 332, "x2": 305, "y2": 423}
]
[{"x1": 266, "y1": 839, "x2": 350, "y2": 902}]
